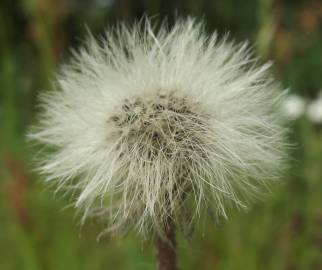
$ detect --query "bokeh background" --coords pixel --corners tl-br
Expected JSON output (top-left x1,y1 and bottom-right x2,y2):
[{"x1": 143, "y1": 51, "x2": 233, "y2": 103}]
[{"x1": 1, "y1": 0, "x2": 322, "y2": 269}]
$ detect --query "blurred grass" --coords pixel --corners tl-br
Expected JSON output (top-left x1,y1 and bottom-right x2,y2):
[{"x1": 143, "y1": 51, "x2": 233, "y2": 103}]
[{"x1": 1, "y1": 0, "x2": 322, "y2": 269}]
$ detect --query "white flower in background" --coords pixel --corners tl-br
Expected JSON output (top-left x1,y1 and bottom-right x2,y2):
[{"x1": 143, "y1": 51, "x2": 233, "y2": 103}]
[
  {"x1": 307, "y1": 96, "x2": 322, "y2": 124},
  {"x1": 29, "y1": 18, "x2": 288, "y2": 237},
  {"x1": 282, "y1": 94, "x2": 305, "y2": 120}
]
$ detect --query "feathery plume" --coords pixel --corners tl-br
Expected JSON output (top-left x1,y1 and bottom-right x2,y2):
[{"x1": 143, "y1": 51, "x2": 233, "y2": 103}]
[{"x1": 29, "y1": 18, "x2": 288, "y2": 238}]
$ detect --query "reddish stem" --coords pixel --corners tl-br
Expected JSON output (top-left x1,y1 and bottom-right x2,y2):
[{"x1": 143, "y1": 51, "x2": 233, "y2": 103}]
[{"x1": 156, "y1": 222, "x2": 177, "y2": 270}]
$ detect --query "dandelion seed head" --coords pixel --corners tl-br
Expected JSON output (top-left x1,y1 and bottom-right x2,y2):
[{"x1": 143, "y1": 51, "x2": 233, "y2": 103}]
[
  {"x1": 307, "y1": 98, "x2": 322, "y2": 124},
  {"x1": 29, "y1": 17, "x2": 288, "y2": 238},
  {"x1": 282, "y1": 94, "x2": 305, "y2": 120}
]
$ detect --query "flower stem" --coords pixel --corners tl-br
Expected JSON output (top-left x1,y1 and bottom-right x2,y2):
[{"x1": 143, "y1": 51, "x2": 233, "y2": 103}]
[{"x1": 156, "y1": 221, "x2": 177, "y2": 270}]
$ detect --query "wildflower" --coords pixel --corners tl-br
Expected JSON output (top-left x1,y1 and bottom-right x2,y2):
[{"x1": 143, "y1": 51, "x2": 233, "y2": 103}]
[{"x1": 30, "y1": 18, "x2": 288, "y2": 237}]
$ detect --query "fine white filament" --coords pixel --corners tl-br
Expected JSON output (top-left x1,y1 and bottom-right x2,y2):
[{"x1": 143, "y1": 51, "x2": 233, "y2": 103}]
[{"x1": 30, "y1": 18, "x2": 287, "y2": 237}]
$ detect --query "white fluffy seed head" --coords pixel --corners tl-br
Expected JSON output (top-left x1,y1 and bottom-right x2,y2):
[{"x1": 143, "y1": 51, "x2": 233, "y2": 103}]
[
  {"x1": 29, "y1": 17, "x2": 288, "y2": 238},
  {"x1": 282, "y1": 94, "x2": 305, "y2": 120},
  {"x1": 307, "y1": 92, "x2": 322, "y2": 124}
]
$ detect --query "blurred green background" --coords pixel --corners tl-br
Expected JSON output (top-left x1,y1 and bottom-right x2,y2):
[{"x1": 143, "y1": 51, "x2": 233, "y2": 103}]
[{"x1": 1, "y1": 0, "x2": 322, "y2": 269}]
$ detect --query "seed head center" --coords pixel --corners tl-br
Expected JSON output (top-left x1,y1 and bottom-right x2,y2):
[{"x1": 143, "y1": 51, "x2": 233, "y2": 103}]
[{"x1": 108, "y1": 90, "x2": 206, "y2": 160}]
